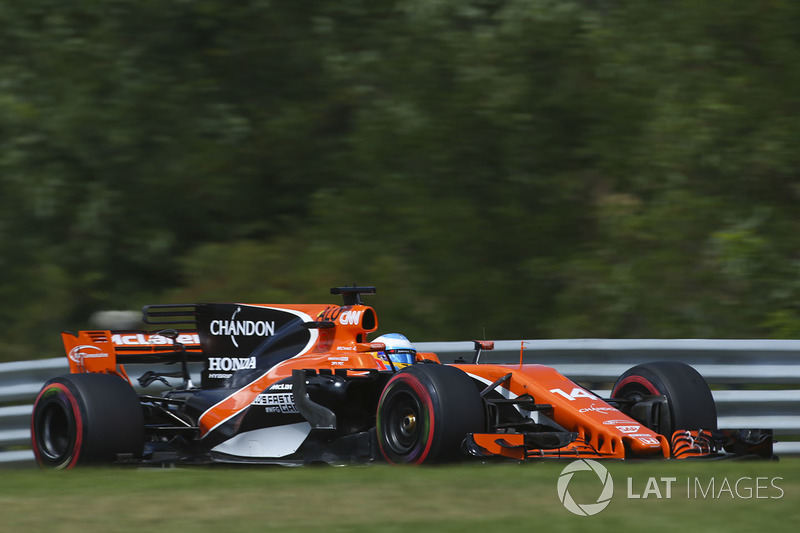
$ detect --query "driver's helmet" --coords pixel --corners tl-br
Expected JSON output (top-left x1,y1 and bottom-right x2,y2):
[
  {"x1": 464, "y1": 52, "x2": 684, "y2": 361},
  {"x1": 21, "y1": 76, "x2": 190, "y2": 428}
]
[{"x1": 373, "y1": 333, "x2": 417, "y2": 368}]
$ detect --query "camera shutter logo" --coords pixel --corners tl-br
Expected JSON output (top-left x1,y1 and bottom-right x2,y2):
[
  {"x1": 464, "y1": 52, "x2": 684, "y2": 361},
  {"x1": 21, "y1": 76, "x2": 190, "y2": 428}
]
[{"x1": 557, "y1": 459, "x2": 614, "y2": 516}]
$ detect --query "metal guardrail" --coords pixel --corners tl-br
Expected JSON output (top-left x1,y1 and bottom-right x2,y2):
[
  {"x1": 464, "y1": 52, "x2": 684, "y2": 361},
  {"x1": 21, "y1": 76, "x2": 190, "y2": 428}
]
[{"x1": 3, "y1": 339, "x2": 800, "y2": 465}]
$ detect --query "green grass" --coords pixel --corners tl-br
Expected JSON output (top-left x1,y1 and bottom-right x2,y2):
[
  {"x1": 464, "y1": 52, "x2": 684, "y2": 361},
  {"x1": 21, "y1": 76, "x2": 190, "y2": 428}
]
[{"x1": 1, "y1": 460, "x2": 798, "y2": 532}]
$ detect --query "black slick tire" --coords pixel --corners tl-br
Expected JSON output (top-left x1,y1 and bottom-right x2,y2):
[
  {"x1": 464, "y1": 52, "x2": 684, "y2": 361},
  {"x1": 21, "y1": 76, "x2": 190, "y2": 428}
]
[
  {"x1": 376, "y1": 364, "x2": 485, "y2": 464},
  {"x1": 31, "y1": 373, "x2": 145, "y2": 469},
  {"x1": 611, "y1": 361, "x2": 717, "y2": 435}
]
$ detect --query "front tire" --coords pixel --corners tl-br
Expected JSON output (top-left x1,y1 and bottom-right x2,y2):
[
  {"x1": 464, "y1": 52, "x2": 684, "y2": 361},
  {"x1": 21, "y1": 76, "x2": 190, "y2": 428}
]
[
  {"x1": 31, "y1": 373, "x2": 144, "y2": 469},
  {"x1": 611, "y1": 361, "x2": 717, "y2": 435},
  {"x1": 376, "y1": 365, "x2": 485, "y2": 464}
]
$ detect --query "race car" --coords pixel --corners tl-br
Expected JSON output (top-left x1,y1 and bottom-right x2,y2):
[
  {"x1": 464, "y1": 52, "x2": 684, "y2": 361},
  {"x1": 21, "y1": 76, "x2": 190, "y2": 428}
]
[{"x1": 31, "y1": 286, "x2": 773, "y2": 469}]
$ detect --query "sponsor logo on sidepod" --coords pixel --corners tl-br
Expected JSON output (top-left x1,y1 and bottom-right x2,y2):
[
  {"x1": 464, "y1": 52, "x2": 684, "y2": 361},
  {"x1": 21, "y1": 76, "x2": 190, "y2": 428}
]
[
  {"x1": 207, "y1": 357, "x2": 257, "y2": 371},
  {"x1": 209, "y1": 306, "x2": 276, "y2": 348}
]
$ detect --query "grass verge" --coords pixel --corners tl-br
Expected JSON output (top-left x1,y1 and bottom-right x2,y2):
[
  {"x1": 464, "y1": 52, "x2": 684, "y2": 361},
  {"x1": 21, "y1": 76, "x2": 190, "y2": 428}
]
[{"x1": 0, "y1": 459, "x2": 798, "y2": 532}]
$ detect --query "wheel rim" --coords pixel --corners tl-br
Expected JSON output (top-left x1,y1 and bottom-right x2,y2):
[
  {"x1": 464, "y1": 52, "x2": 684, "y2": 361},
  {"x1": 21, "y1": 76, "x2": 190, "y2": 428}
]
[
  {"x1": 613, "y1": 383, "x2": 650, "y2": 404},
  {"x1": 38, "y1": 401, "x2": 72, "y2": 461},
  {"x1": 383, "y1": 390, "x2": 424, "y2": 456},
  {"x1": 614, "y1": 371, "x2": 679, "y2": 436}
]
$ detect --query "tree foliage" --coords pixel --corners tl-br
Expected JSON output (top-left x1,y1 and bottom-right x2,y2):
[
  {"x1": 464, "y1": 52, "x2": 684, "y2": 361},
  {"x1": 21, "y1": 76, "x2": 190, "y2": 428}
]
[{"x1": 1, "y1": 0, "x2": 799, "y2": 361}]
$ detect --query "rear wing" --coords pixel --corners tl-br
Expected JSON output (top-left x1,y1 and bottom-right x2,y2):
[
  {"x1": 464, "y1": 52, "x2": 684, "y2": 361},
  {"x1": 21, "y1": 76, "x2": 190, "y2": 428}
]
[{"x1": 61, "y1": 329, "x2": 204, "y2": 383}]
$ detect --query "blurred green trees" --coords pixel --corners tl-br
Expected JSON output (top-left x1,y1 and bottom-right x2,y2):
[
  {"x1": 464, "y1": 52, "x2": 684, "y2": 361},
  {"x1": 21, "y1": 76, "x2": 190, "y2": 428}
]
[{"x1": 1, "y1": 0, "x2": 799, "y2": 361}]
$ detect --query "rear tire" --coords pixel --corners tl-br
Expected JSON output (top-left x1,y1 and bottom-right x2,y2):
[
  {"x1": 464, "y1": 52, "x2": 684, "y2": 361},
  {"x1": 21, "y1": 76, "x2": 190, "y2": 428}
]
[
  {"x1": 611, "y1": 361, "x2": 717, "y2": 435},
  {"x1": 376, "y1": 365, "x2": 485, "y2": 464},
  {"x1": 31, "y1": 373, "x2": 144, "y2": 469}
]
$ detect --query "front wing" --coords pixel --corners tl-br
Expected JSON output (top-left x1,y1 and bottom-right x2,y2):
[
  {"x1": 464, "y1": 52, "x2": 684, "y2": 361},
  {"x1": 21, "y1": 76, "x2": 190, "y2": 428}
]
[{"x1": 464, "y1": 428, "x2": 775, "y2": 461}]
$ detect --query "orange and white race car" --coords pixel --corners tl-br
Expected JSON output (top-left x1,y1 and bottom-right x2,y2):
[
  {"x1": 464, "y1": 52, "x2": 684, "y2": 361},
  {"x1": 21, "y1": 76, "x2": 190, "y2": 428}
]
[{"x1": 31, "y1": 287, "x2": 773, "y2": 468}]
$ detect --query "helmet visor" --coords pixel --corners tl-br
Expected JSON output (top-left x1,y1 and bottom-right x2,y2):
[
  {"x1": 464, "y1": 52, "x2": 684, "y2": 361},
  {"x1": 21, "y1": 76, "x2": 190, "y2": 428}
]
[{"x1": 383, "y1": 348, "x2": 416, "y2": 366}]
